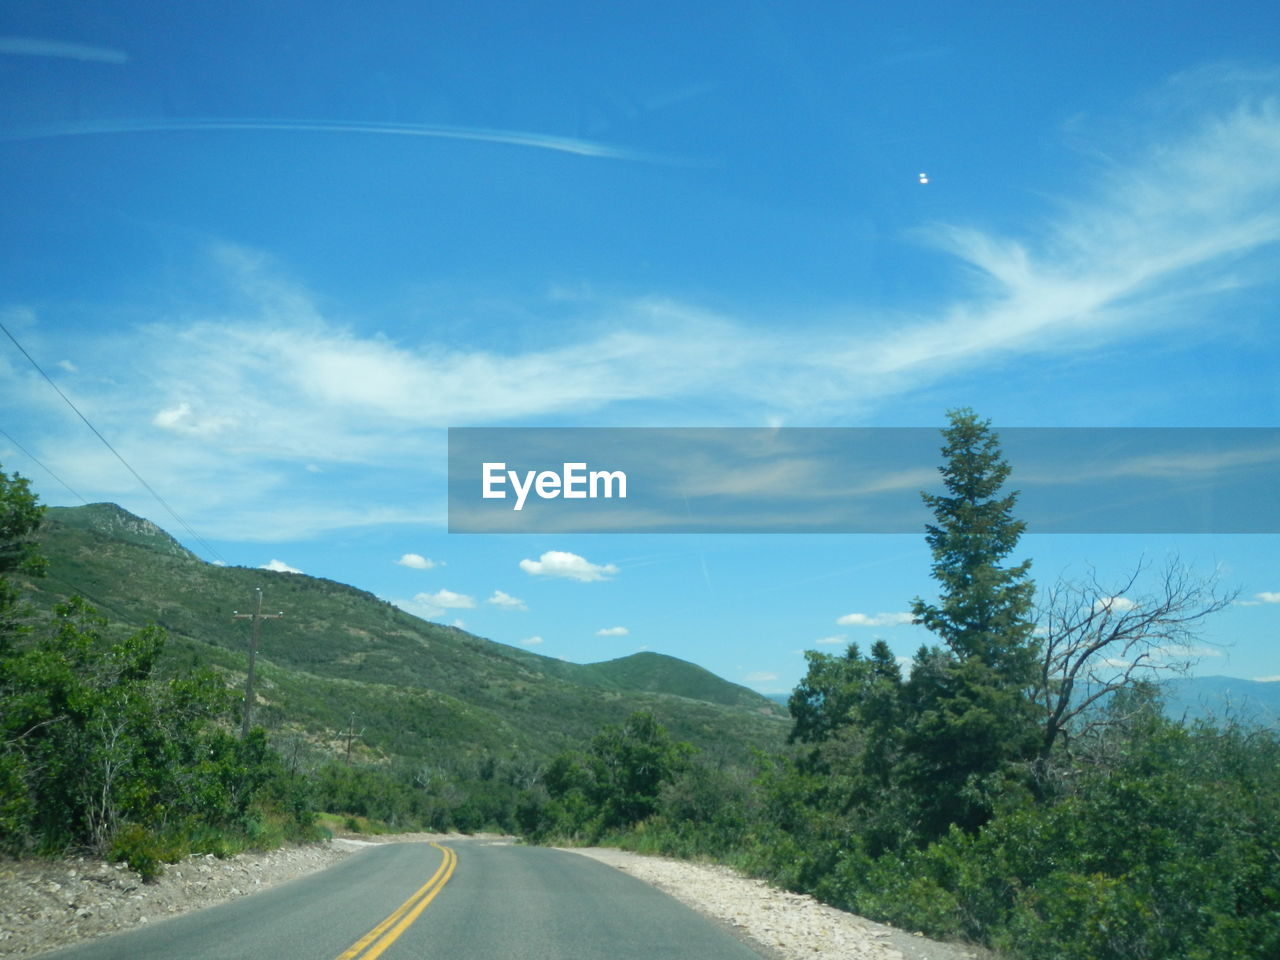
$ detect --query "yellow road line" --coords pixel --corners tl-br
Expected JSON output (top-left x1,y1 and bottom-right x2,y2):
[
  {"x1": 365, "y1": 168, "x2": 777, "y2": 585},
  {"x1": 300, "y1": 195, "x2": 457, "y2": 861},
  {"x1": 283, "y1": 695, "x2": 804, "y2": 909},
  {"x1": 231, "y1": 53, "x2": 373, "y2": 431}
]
[{"x1": 335, "y1": 843, "x2": 458, "y2": 960}]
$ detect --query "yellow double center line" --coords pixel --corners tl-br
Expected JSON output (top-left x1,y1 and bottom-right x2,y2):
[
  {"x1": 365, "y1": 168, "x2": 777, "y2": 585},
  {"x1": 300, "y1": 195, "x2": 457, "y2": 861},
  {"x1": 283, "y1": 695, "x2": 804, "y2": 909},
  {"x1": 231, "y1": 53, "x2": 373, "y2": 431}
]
[{"x1": 335, "y1": 843, "x2": 458, "y2": 960}]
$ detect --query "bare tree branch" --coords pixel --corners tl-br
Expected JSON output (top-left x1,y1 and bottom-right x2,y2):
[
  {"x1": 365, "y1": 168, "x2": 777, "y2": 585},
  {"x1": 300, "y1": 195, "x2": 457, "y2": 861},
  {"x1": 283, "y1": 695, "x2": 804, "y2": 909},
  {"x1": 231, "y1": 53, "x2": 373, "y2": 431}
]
[{"x1": 1031, "y1": 557, "x2": 1236, "y2": 763}]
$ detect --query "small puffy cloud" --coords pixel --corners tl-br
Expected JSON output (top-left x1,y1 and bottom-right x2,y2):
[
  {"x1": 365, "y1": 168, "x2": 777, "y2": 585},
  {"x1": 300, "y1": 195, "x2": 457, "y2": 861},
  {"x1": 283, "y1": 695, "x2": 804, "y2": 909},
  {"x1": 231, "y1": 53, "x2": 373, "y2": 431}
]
[
  {"x1": 261, "y1": 559, "x2": 302, "y2": 574},
  {"x1": 396, "y1": 553, "x2": 436, "y2": 570},
  {"x1": 519, "y1": 550, "x2": 618, "y2": 582},
  {"x1": 1255, "y1": 675, "x2": 1280, "y2": 682},
  {"x1": 487, "y1": 590, "x2": 527, "y2": 610},
  {"x1": 415, "y1": 589, "x2": 475, "y2": 610},
  {"x1": 56, "y1": 359, "x2": 78, "y2": 373},
  {"x1": 1094, "y1": 596, "x2": 1137, "y2": 613},
  {"x1": 836, "y1": 612, "x2": 914, "y2": 627},
  {"x1": 153, "y1": 402, "x2": 192, "y2": 429},
  {"x1": 596, "y1": 626, "x2": 629, "y2": 637},
  {"x1": 394, "y1": 588, "x2": 476, "y2": 621},
  {"x1": 152, "y1": 401, "x2": 232, "y2": 437},
  {"x1": 816, "y1": 635, "x2": 846, "y2": 646},
  {"x1": 521, "y1": 635, "x2": 544, "y2": 646},
  {"x1": 452, "y1": 618, "x2": 466, "y2": 629},
  {"x1": 1255, "y1": 591, "x2": 1280, "y2": 604}
]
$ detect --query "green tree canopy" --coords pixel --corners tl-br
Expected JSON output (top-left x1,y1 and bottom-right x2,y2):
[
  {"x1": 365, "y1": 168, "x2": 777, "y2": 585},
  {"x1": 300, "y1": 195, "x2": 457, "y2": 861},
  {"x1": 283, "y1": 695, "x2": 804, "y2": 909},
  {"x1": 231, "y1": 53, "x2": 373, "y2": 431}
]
[{"x1": 911, "y1": 408, "x2": 1037, "y2": 688}]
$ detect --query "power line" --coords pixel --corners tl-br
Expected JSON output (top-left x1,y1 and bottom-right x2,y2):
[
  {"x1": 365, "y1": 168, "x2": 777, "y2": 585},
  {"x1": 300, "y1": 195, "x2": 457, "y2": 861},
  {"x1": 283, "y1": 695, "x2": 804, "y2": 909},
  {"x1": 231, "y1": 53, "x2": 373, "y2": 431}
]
[
  {"x1": 0, "y1": 427, "x2": 89, "y2": 503},
  {"x1": 1, "y1": 320, "x2": 228, "y2": 565}
]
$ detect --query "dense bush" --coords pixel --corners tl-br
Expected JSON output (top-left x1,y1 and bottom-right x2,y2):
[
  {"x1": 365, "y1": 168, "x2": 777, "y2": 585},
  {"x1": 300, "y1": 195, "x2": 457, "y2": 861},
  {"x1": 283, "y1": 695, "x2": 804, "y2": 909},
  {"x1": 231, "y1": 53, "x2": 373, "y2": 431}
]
[{"x1": 0, "y1": 468, "x2": 318, "y2": 878}]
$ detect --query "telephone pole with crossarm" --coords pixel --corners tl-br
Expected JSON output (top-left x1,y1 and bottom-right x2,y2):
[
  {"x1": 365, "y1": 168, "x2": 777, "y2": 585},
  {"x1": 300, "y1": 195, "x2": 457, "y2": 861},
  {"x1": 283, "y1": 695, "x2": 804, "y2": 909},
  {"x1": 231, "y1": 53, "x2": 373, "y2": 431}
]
[{"x1": 233, "y1": 588, "x2": 283, "y2": 738}]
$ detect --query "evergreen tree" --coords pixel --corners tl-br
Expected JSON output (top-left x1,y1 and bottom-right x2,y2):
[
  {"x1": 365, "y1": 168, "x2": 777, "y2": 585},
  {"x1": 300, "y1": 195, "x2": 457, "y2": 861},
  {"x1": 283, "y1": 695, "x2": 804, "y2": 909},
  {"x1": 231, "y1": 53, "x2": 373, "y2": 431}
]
[
  {"x1": 911, "y1": 408, "x2": 1037, "y2": 688},
  {"x1": 902, "y1": 410, "x2": 1041, "y2": 838}
]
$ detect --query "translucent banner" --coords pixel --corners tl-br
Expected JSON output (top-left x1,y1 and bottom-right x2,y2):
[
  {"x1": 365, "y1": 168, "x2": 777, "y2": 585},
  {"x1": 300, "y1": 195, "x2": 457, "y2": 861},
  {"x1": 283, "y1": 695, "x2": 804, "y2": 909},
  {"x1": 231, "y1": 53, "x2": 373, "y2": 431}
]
[{"x1": 447, "y1": 427, "x2": 1280, "y2": 534}]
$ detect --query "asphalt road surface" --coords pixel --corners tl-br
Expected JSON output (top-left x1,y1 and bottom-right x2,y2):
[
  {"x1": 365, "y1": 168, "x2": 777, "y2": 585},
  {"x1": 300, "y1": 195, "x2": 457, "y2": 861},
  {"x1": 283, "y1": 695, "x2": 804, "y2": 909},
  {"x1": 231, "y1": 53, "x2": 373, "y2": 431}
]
[{"x1": 40, "y1": 840, "x2": 769, "y2": 960}]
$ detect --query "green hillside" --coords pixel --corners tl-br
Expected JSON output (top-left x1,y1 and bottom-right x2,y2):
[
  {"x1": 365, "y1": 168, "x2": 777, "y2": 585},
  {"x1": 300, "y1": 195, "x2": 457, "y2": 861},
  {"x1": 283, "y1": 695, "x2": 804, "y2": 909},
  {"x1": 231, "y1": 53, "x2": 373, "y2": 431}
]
[{"x1": 23, "y1": 504, "x2": 786, "y2": 768}]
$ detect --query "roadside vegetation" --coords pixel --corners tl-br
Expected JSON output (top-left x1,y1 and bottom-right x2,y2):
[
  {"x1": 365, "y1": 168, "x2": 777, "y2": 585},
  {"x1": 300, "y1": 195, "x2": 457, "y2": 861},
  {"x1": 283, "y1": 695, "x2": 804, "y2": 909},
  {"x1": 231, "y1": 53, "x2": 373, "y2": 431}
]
[
  {"x1": 4, "y1": 409, "x2": 1277, "y2": 958},
  {"x1": 516, "y1": 410, "x2": 1280, "y2": 960},
  {"x1": 0, "y1": 470, "x2": 324, "y2": 880}
]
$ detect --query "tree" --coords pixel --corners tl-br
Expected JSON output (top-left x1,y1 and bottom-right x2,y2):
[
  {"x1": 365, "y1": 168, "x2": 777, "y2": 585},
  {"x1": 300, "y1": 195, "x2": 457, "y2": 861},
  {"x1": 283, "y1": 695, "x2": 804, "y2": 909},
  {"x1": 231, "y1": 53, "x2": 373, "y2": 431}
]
[
  {"x1": 911, "y1": 408, "x2": 1037, "y2": 688},
  {"x1": 902, "y1": 410, "x2": 1041, "y2": 837},
  {"x1": 1031, "y1": 558, "x2": 1236, "y2": 766},
  {"x1": 0, "y1": 467, "x2": 46, "y2": 641},
  {"x1": 587, "y1": 710, "x2": 692, "y2": 829},
  {"x1": 0, "y1": 467, "x2": 45, "y2": 579}
]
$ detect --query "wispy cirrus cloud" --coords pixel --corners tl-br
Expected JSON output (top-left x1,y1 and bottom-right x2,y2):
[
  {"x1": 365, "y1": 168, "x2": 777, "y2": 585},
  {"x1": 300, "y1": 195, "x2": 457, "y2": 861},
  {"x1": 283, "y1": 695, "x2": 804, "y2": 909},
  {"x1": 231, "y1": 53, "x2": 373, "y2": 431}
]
[
  {"x1": 0, "y1": 117, "x2": 664, "y2": 163},
  {"x1": 6, "y1": 74, "x2": 1280, "y2": 542},
  {"x1": 0, "y1": 37, "x2": 129, "y2": 63}
]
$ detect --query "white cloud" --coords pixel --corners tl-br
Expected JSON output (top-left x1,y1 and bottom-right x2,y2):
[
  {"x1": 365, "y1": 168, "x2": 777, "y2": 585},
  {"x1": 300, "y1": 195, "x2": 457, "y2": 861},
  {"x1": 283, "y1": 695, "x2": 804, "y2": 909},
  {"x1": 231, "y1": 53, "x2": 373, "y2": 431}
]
[
  {"x1": 151, "y1": 401, "x2": 233, "y2": 438},
  {"x1": 487, "y1": 590, "x2": 527, "y2": 610},
  {"x1": 521, "y1": 635, "x2": 544, "y2": 646},
  {"x1": 596, "y1": 626, "x2": 629, "y2": 636},
  {"x1": 1255, "y1": 675, "x2": 1280, "y2": 682},
  {"x1": 816, "y1": 635, "x2": 847, "y2": 645},
  {"x1": 392, "y1": 588, "x2": 475, "y2": 621},
  {"x1": 0, "y1": 37, "x2": 129, "y2": 63},
  {"x1": 396, "y1": 553, "x2": 436, "y2": 570},
  {"x1": 415, "y1": 589, "x2": 475, "y2": 610},
  {"x1": 260, "y1": 559, "x2": 302, "y2": 574},
  {"x1": 4, "y1": 116, "x2": 657, "y2": 162},
  {"x1": 519, "y1": 550, "x2": 618, "y2": 582},
  {"x1": 1093, "y1": 596, "x2": 1138, "y2": 613},
  {"x1": 10, "y1": 77, "x2": 1280, "y2": 544},
  {"x1": 1256, "y1": 591, "x2": 1280, "y2": 604},
  {"x1": 55, "y1": 359, "x2": 77, "y2": 373},
  {"x1": 837, "y1": 612, "x2": 914, "y2": 627}
]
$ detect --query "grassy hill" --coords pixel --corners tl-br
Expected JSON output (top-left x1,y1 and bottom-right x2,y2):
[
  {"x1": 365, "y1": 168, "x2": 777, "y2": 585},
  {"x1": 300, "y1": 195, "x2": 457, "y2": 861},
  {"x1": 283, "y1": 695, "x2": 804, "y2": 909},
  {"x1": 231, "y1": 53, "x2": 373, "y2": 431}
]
[{"x1": 23, "y1": 504, "x2": 787, "y2": 768}]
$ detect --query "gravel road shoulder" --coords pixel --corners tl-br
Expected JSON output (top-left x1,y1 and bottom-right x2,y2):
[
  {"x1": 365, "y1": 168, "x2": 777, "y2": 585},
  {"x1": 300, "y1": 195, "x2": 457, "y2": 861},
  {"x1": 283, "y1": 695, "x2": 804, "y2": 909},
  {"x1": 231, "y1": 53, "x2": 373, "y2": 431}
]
[
  {"x1": 564, "y1": 846, "x2": 1001, "y2": 960},
  {"x1": 0, "y1": 833, "x2": 473, "y2": 959}
]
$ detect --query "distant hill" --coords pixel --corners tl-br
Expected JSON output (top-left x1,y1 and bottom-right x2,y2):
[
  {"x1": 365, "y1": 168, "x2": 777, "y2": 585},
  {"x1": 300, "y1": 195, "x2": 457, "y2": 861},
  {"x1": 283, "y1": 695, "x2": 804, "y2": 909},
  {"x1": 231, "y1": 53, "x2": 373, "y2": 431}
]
[
  {"x1": 766, "y1": 671, "x2": 1279, "y2": 729},
  {"x1": 23, "y1": 504, "x2": 786, "y2": 768},
  {"x1": 1162, "y1": 675, "x2": 1280, "y2": 727},
  {"x1": 505, "y1": 649, "x2": 775, "y2": 712},
  {"x1": 50, "y1": 501, "x2": 196, "y2": 560}
]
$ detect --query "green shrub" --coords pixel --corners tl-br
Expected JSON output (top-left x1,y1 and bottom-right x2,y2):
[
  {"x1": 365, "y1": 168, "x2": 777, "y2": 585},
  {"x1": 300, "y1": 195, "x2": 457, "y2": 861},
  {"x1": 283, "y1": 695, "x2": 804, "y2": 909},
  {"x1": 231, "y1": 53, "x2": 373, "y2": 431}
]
[{"x1": 108, "y1": 824, "x2": 169, "y2": 883}]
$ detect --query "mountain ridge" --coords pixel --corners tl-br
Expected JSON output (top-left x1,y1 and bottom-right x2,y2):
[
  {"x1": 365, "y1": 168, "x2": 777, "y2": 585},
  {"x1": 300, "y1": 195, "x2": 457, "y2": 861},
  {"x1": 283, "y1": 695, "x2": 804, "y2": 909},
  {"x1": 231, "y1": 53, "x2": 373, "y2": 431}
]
[{"x1": 25, "y1": 503, "x2": 787, "y2": 767}]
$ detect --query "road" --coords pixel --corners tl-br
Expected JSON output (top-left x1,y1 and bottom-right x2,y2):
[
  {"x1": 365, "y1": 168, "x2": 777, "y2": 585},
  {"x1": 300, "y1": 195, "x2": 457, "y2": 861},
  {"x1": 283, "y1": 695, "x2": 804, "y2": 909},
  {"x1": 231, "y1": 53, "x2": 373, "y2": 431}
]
[{"x1": 40, "y1": 840, "x2": 769, "y2": 960}]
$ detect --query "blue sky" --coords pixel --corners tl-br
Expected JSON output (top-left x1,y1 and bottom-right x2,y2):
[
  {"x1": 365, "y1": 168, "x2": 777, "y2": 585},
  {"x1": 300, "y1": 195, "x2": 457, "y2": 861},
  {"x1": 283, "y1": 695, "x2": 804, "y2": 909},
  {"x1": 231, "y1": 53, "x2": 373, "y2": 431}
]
[{"x1": 2, "y1": 0, "x2": 1278, "y2": 694}]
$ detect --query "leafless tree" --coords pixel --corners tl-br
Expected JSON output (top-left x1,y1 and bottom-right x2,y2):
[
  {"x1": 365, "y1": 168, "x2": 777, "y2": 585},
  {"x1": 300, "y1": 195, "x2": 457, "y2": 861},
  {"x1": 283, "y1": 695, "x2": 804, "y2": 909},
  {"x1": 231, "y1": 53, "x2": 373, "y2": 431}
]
[{"x1": 1031, "y1": 558, "x2": 1236, "y2": 767}]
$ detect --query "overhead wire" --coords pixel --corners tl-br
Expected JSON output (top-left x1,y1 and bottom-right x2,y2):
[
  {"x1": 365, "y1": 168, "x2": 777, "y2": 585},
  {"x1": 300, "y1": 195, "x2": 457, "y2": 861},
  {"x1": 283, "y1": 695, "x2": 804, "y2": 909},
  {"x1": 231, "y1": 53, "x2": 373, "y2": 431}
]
[
  {"x1": 0, "y1": 427, "x2": 89, "y2": 503},
  {"x1": 1, "y1": 320, "x2": 229, "y2": 565}
]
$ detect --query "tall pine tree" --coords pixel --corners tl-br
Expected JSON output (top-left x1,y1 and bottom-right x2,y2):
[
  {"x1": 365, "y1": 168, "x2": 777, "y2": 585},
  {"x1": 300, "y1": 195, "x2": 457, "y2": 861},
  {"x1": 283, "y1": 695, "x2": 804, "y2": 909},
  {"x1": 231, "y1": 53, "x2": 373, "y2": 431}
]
[
  {"x1": 911, "y1": 408, "x2": 1037, "y2": 688},
  {"x1": 902, "y1": 409, "x2": 1040, "y2": 837}
]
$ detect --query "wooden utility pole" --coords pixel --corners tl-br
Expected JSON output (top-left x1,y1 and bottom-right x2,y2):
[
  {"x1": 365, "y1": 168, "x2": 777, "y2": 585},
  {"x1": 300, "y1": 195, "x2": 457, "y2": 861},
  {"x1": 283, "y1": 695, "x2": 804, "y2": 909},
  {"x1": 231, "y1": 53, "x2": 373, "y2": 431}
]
[{"x1": 233, "y1": 588, "x2": 283, "y2": 738}]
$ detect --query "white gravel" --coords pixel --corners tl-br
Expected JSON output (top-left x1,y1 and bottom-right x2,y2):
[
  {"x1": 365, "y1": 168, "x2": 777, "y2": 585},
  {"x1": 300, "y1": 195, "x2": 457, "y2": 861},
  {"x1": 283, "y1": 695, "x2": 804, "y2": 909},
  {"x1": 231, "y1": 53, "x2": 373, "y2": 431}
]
[{"x1": 563, "y1": 846, "x2": 998, "y2": 960}]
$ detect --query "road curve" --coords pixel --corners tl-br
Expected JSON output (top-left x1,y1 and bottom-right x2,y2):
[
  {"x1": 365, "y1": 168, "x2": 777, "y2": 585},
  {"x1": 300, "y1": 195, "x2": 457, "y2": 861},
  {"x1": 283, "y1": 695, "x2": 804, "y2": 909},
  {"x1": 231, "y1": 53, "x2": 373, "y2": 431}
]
[{"x1": 39, "y1": 839, "x2": 768, "y2": 960}]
